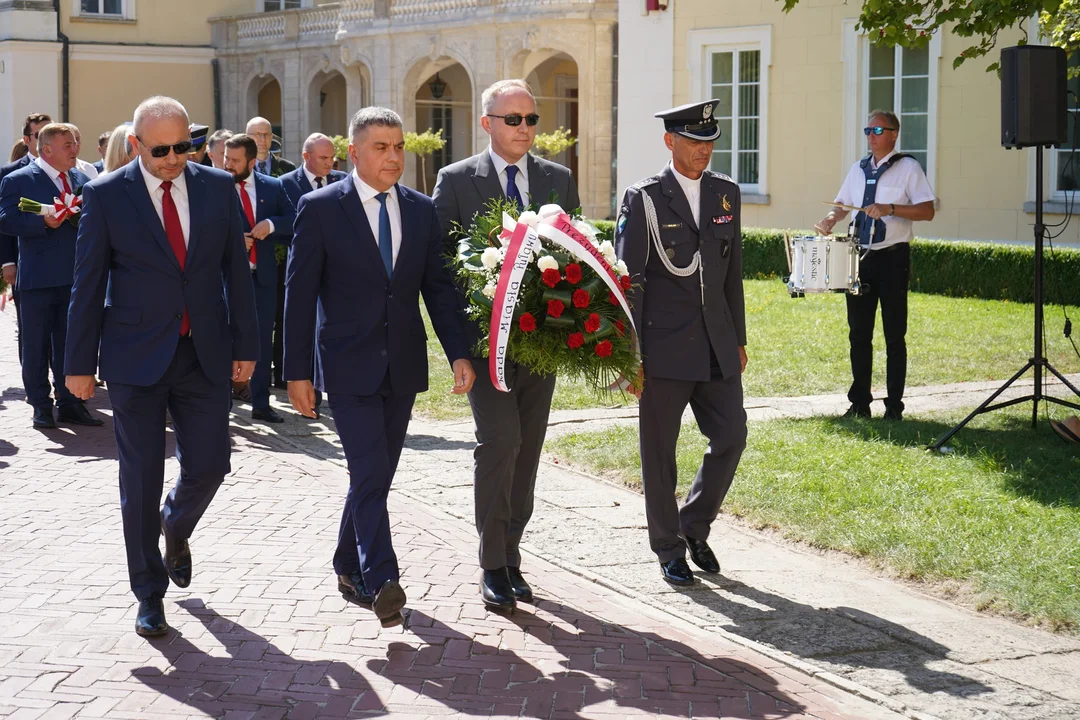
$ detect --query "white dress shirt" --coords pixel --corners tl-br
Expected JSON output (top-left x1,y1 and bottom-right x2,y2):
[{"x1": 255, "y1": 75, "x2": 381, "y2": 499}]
[
  {"x1": 487, "y1": 146, "x2": 529, "y2": 204},
  {"x1": 669, "y1": 161, "x2": 702, "y2": 228},
  {"x1": 35, "y1": 155, "x2": 76, "y2": 197},
  {"x1": 353, "y1": 171, "x2": 401, "y2": 269},
  {"x1": 138, "y1": 157, "x2": 190, "y2": 247},
  {"x1": 303, "y1": 165, "x2": 327, "y2": 191},
  {"x1": 76, "y1": 157, "x2": 99, "y2": 180},
  {"x1": 834, "y1": 149, "x2": 936, "y2": 249}
]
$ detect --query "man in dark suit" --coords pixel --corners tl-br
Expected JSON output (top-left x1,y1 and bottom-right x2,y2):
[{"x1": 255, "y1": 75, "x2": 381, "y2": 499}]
[
  {"x1": 615, "y1": 100, "x2": 748, "y2": 588},
  {"x1": 245, "y1": 117, "x2": 296, "y2": 178},
  {"x1": 65, "y1": 96, "x2": 259, "y2": 637},
  {"x1": 0, "y1": 122, "x2": 101, "y2": 429},
  {"x1": 1, "y1": 112, "x2": 53, "y2": 362},
  {"x1": 279, "y1": 132, "x2": 347, "y2": 409},
  {"x1": 93, "y1": 130, "x2": 110, "y2": 174},
  {"x1": 433, "y1": 79, "x2": 580, "y2": 612},
  {"x1": 284, "y1": 107, "x2": 474, "y2": 628},
  {"x1": 222, "y1": 133, "x2": 295, "y2": 423}
]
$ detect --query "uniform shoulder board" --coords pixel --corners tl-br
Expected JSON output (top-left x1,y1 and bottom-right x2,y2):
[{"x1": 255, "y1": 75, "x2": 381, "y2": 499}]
[
  {"x1": 630, "y1": 176, "x2": 660, "y2": 191},
  {"x1": 705, "y1": 169, "x2": 735, "y2": 184}
]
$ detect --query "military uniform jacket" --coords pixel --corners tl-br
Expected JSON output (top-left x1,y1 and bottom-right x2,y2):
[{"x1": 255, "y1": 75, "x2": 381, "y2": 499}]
[{"x1": 615, "y1": 164, "x2": 746, "y2": 382}]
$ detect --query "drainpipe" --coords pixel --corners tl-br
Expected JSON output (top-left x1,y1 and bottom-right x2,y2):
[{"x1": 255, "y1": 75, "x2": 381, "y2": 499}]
[
  {"x1": 53, "y1": 0, "x2": 70, "y2": 121},
  {"x1": 212, "y1": 58, "x2": 222, "y2": 130}
]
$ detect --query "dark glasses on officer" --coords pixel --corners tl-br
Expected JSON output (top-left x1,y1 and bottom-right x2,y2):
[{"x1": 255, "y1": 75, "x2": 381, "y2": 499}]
[
  {"x1": 487, "y1": 113, "x2": 540, "y2": 127},
  {"x1": 136, "y1": 137, "x2": 194, "y2": 158},
  {"x1": 864, "y1": 126, "x2": 898, "y2": 136}
]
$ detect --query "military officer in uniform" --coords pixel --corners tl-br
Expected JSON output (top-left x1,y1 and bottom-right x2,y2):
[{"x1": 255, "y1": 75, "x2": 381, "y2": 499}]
[{"x1": 615, "y1": 100, "x2": 748, "y2": 587}]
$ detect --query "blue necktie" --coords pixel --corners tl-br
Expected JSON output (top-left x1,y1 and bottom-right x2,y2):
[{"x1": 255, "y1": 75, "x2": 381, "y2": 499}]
[
  {"x1": 376, "y1": 192, "x2": 393, "y2": 279},
  {"x1": 505, "y1": 164, "x2": 524, "y2": 209}
]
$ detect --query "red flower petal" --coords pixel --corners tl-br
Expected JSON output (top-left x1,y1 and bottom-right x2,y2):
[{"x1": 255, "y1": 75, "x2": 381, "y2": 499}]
[
  {"x1": 594, "y1": 340, "x2": 613, "y2": 357},
  {"x1": 542, "y1": 268, "x2": 562, "y2": 288},
  {"x1": 584, "y1": 313, "x2": 601, "y2": 333},
  {"x1": 518, "y1": 312, "x2": 537, "y2": 333},
  {"x1": 546, "y1": 299, "x2": 565, "y2": 318},
  {"x1": 572, "y1": 289, "x2": 590, "y2": 309},
  {"x1": 567, "y1": 332, "x2": 584, "y2": 349},
  {"x1": 565, "y1": 263, "x2": 583, "y2": 285}
]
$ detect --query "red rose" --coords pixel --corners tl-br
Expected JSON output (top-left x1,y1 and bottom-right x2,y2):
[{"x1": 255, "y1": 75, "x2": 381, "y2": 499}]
[
  {"x1": 608, "y1": 291, "x2": 619, "y2": 306},
  {"x1": 547, "y1": 299, "x2": 565, "y2": 318},
  {"x1": 584, "y1": 313, "x2": 601, "y2": 333},
  {"x1": 614, "y1": 319, "x2": 626, "y2": 337},
  {"x1": 567, "y1": 332, "x2": 585, "y2": 349},
  {"x1": 542, "y1": 268, "x2": 562, "y2": 288},
  {"x1": 518, "y1": 312, "x2": 537, "y2": 333},
  {"x1": 564, "y1": 263, "x2": 583, "y2": 285},
  {"x1": 619, "y1": 275, "x2": 632, "y2": 291},
  {"x1": 594, "y1": 340, "x2": 613, "y2": 357},
  {"x1": 572, "y1": 289, "x2": 590, "y2": 309}
]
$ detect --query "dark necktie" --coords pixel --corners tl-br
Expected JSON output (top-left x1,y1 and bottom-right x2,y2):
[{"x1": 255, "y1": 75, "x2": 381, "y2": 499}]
[
  {"x1": 239, "y1": 180, "x2": 257, "y2": 266},
  {"x1": 160, "y1": 181, "x2": 190, "y2": 336},
  {"x1": 315, "y1": 176, "x2": 324, "y2": 189},
  {"x1": 376, "y1": 192, "x2": 393, "y2": 279},
  {"x1": 505, "y1": 164, "x2": 524, "y2": 209}
]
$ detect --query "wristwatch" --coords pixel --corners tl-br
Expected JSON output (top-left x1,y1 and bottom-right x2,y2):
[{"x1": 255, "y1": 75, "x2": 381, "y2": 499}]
[{"x1": 890, "y1": 203, "x2": 896, "y2": 216}]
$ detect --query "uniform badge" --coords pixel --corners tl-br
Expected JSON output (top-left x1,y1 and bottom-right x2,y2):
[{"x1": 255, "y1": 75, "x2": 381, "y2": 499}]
[
  {"x1": 661, "y1": 222, "x2": 683, "y2": 230},
  {"x1": 703, "y1": 104, "x2": 713, "y2": 120},
  {"x1": 617, "y1": 214, "x2": 627, "y2": 233},
  {"x1": 713, "y1": 215, "x2": 733, "y2": 224},
  {"x1": 721, "y1": 194, "x2": 731, "y2": 212},
  {"x1": 665, "y1": 248, "x2": 676, "y2": 260}
]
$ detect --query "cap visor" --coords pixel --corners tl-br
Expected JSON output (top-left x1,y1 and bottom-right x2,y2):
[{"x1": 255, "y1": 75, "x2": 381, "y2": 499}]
[{"x1": 677, "y1": 127, "x2": 721, "y2": 142}]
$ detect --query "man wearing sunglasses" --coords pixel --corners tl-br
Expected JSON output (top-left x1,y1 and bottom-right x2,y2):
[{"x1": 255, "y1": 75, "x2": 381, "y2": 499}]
[
  {"x1": 816, "y1": 110, "x2": 936, "y2": 421},
  {"x1": 433, "y1": 78, "x2": 579, "y2": 613},
  {"x1": 64, "y1": 95, "x2": 259, "y2": 637}
]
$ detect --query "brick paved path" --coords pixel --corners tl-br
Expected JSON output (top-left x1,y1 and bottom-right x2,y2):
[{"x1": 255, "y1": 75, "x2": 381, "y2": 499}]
[{"x1": 0, "y1": 309, "x2": 892, "y2": 719}]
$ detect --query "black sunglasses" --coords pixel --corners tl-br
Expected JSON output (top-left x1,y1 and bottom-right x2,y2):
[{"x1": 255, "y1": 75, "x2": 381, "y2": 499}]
[
  {"x1": 864, "y1": 126, "x2": 898, "y2": 136},
  {"x1": 488, "y1": 113, "x2": 540, "y2": 127},
  {"x1": 136, "y1": 136, "x2": 194, "y2": 158}
]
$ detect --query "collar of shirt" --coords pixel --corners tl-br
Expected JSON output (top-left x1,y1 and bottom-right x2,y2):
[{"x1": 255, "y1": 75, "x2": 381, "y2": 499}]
[
  {"x1": 34, "y1": 155, "x2": 67, "y2": 186},
  {"x1": 138, "y1": 157, "x2": 188, "y2": 200},
  {"x1": 669, "y1": 161, "x2": 702, "y2": 219},
  {"x1": 870, "y1": 149, "x2": 898, "y2": 171},
  {"x1": 352, "y1": 170, "x2": 397, "y2": 206},
  {"x1": 487, "y1": 145, "x2": 528, "y2": 182},
  {"x1": 303, "y1": 165, "x2": 324, "y2": 189}
]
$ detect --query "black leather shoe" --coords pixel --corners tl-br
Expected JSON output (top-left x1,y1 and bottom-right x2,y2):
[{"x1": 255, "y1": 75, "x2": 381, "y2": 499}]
[
  {"x1": 135, "y1": 596, "x2": 168, "y2": 637},
  {"x1": 32, "y1": 407, "x2": 56, "y2": 429},
  {"x1": 337, "y1": 572, "x2": 374, "y2": 607},
  {"x1": 883, "y1": 406, "x2": 903, "y2": 421},
  {"x1": 480, "y1": 568, "x2": 517, "y2": 611},
  {"x1": 57, "y1": 403, "x2": 104, "y2": 427},
  {"x1": 372, "y1": 580, "x2": 406, "y2": 628},
  {"x1": 843, "y1": 404, "x2": 872, "y2": 419},
  {"x1": 684, "y1": 537, "x2": 720, "y2": 574},
  {"x1": 506, "y1": 566, "x2": 533, "y2": 603},
  {"x1": 251, "y1": 407, "x2": 285, "y2": 423},
  {"x1": 660, "y1": 557, "x2": 695, "y2": 587},
  {"x1": 161, "y1": 518, "x2": 192, "y2": 589}
]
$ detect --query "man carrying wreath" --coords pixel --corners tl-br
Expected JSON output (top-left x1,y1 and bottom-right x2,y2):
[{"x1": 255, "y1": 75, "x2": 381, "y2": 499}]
[
  {"x1": 615, "y1": 100, "x2": 748, "y2": 588},
  {"x1": 433, "y1": 79, "x2": 579, "y2": 612}
]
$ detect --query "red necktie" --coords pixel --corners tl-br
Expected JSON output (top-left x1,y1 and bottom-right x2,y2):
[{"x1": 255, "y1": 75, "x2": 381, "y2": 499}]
[
  {"x1": 160, "y1": 181, "x2": 190, "y2": 336},
  {"x1": 59, "y1": 172, "x2": 71, "y2": 196},
  {"x1": 240, "y1": 180, "x2": 257, "y2": 266}
]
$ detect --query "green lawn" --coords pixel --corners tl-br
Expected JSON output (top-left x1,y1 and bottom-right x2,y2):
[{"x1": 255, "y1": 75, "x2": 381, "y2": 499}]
[
  {"x1": 548, "y1": 409, "x2": 1080, "y2": 632},
  {"x1": 414, "y1": 279, "x2": 1080, "y2": 419}
]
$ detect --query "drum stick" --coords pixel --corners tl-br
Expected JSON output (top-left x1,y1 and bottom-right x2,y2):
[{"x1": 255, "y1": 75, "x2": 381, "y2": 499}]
[{"x1": 821, "y1": 200, "x2": 865, "y2": 213}]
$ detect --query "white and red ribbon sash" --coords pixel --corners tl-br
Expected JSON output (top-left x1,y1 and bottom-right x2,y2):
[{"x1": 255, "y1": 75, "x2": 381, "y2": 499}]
[
  {"x1": 488, "y1": 219, "x2": 542, "y2": 392},
  {"x1": 48, "y1": 193, "x2": 82, "y2": 221}
]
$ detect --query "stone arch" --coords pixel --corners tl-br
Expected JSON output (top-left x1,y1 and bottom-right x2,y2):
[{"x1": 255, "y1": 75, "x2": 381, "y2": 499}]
[{"x1": 243, "y1": 69, "x2": 286, "y2": 133}]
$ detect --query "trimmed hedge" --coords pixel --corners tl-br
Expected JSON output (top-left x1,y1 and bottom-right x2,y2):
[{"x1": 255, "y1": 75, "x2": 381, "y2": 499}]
[{"x1": 594, "y1": 220, "x2": 1080, "y2": 306}]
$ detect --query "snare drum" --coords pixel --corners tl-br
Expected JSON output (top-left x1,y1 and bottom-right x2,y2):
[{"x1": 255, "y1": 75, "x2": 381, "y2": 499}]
[{"x1": 787, "y1": 235, "x2": 860, "y2": 295}]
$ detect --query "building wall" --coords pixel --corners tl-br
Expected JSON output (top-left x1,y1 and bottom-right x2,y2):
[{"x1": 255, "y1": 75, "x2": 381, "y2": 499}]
[{"x1": 60, "y1": 0, "x2": 249, "y2": 46}]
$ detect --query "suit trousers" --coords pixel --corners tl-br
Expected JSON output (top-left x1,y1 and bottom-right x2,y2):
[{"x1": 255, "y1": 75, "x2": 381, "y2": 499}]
[
  {"x1": 639, "y1": 371, "x2": 747, "y2": 562},
  {"x1": 108, "y1": 337, "x2": 232, "y2": 601},
  {"x1": 846, "y1": 242, "x2": 910, "y2": 412},
  {"x1": 329, "y1": 376, "x2": 416, "y2": 594},
  {"x1": 19, "y1": 285, "x2": 77, "y2": 411},
  {"x1": 467, "y1": 358, "x2": 556, "y2": 570},
  {"x1": 272, "y1": 260, "x2": 287, "y2": 388},
  {"x1": 249, "y1": 275, "x2": 276, "y2": 411}
]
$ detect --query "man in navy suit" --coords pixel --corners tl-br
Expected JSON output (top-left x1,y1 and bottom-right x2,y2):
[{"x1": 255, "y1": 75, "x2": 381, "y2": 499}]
[
  {"x1": 222, "y1": 133, "x2": 295, "y2": 423},
  {"x1": 65, "y1": 96, "x2": 259, "y2": 637},
  {"x1": 1, "y1": 112, "x2": 53, "y2": 363},
  {"x1": 284, "y1": 107, "x2": 475, "y2": 628},
  {"x1": 0, "y1": 122, "x2": 102, "y2": 429},
  {"x1": 279, "y1": 132, "x2": 346, "y2": 410}
]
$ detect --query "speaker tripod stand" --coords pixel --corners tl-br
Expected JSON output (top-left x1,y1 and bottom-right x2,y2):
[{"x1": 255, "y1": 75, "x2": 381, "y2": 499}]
[{"x1": 930, "y1": 145, "x2": 1080, "y2": 451}]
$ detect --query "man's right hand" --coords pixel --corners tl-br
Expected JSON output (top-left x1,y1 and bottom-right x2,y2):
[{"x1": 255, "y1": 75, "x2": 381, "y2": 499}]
[
  {"x1": 2, "y1": 265, "x2": 15, "y2": 289},
  {"x1": 66, "y1": 375, "x2": 96, "y2": 400},
  {"x1": 43, "y1": 214, "x2": 63, "y2": 230},
  {"x1": 288, "y1": 380, "x2": 318, "y2": 419}
]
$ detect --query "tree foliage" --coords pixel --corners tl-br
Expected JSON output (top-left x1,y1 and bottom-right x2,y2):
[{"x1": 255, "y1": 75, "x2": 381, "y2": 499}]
[
  {"x1": 404, "y1": 128, "x2": 446, "y2": 194},
  {"x1": 779, "y1": 0, "x2": 1066, "y2": 73},
  {"x1": 328, "y1": 134, "x2": 349, "y2": 161},
  {"x1": 532, "y1": 127, "x2": 578, "y2": 160}
]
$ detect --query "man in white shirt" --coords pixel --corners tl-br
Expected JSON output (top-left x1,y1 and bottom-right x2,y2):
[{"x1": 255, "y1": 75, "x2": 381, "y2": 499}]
[
  {"x1": 70, "y1": 126, "x2": 99, "y2": 180},
  {"x1": 817, "y1": 110, "x2": 936, "y2": 421}
]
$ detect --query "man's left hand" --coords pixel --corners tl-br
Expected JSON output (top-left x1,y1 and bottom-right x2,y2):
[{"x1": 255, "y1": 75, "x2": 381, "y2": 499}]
[
  {"x1": 249, "y1": 220, "x2": 273, "y2": 240},
  {"x1": 233, "y1": 360, "x2": 256, "y2": 383},
  {"x1": 739, "y1": 346, "x2": 748, "y2": 374},
  {"x1": 451, "y1": 359, "x2": 475, "y2": 395},
  {"x1": 864, "y1": 203, "x2": 892, "y2": 220}
]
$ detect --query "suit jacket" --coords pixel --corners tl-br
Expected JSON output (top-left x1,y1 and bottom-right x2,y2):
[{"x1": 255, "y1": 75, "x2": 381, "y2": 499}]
[
  {"x1": 256, "y1": 155, "x2": 296, "y2": 179},
  {"x1": 283, "y1": 173, "x2": 468, "y2": 396},
  {"x1": 0, "y1": 161, "x2": 89, "y2": 291},
  {"x1": 615, "y1": 164, "x2": 746, "y2": 381},
  {"x1": 65, "y1": 159, "x2": 259, "y2": 386},
  {"x1": 0, "y1": 154, "x2": 34, "y2": 267},
  {"x1": 92, "y1": 160, "x2": 105, "y2": 173},
  {"x1": 432, "y1": 150, "x2": 580, "y2": 351},
  {"x1": 240, "y1": 171, "x2": 295, "y2": 287},
  {"x1": 280, "y1": 166, "x2": 347, "y2": 209}
]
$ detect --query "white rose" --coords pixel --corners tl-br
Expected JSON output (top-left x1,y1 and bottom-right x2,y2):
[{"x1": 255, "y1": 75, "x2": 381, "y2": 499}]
[
  {"x1": 537, "y1": 255, "x2": 560, "y2": 272},
  {"x1": 516, "y1": 210, "x2": 539, "y2": 228},
  {"x1": 480, "y1": 246, "x2": 502, "y2": 270},
  {"x1": 537, "y1": 203, "x2": 565, "y2": 220},
  {"x1": 572, "y1": 219, "x2": 598, "y2": 241},
  {"x1": 615, "y1": 259, "x2": 628, "y2": 276},
  {"x1": 482, "y1": 283, "x2": 497, "y2": 298}
]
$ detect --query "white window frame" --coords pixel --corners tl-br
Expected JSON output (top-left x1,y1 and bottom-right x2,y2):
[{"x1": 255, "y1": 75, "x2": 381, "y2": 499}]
[
  {"x1": 687, "y1": 25, "x2": 772, "y2": 200},
  {"x1": 258, "y1": 0, "x2": 310, "y2": 11},
  {"x1": 841, "y1": 19, "x2": 941, "y2": 189},
  {"x1": 72, "y1": 0, "x2": 135, "y2": 20}
]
